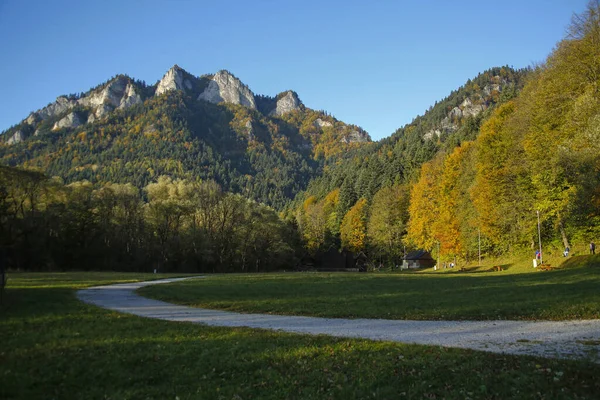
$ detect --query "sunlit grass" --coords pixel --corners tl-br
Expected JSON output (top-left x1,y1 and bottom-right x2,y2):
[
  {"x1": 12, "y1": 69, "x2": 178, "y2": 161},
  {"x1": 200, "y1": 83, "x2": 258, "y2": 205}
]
[
  {"x1": 2, "y1": 272, "x2": 600, "y2": 399},
  {"x1": 142, "y1": 255, "x2": 600, "y2": 321}
]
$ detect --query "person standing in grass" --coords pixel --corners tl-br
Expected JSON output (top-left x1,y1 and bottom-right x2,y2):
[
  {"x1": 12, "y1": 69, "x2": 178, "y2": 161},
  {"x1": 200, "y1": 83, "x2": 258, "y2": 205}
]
[{"x1": 590, "y1": 242, "x2": 596, "y2": 255}]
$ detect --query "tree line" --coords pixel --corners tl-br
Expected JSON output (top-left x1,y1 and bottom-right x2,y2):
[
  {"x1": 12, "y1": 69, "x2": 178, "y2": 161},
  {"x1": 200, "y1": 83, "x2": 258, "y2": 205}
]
[{"x1": 0, "y1": 166, "x2": 297, "y2": 272}]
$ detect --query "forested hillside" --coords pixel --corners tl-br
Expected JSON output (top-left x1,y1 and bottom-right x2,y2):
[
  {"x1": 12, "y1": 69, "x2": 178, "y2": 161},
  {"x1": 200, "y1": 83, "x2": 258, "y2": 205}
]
[
  {"x1": 294, "y1": 66, "x2": 529, "y2": 259},
  {"x1": 407, "y1": 3, "x2": 600, "y2": 260},
  {"x1": 294, "y1": 2, "x2": 600, "y2": 266},
  {"x1": 0, "y1": 68, "x2": 369, "y2": 209}
]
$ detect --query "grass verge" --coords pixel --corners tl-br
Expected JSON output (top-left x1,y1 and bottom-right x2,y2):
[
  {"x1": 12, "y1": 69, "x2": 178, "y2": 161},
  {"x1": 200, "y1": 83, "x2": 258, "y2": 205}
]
[{"x1": 2, "y1": 272, "x2": 600, "y2": 399}]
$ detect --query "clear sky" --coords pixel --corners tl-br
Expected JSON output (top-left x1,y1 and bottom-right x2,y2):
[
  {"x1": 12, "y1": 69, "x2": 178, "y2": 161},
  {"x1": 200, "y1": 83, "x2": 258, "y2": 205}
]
[{"x1": 0, "y1": 0, "x2": 589, "y2": 140}]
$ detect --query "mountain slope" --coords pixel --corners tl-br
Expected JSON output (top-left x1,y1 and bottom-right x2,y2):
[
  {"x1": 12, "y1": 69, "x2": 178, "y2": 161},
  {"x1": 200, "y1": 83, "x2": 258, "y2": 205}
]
[
  {"x1": 0, "y1": 66, "x2": 370, "y2": 209},
  {"x1": 294, "y1": 66, "x2": 530, "y2": 209}
]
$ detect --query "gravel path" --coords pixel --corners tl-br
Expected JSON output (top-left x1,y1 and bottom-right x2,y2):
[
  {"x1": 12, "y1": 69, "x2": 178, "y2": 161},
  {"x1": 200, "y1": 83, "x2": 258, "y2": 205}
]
[{"x1": 77, "y1": 277, "x2": 600, "y2": 362}]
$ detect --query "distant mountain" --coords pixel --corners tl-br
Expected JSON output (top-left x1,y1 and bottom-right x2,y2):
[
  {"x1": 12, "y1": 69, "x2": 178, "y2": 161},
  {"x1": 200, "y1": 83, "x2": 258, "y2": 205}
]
[{"x1": 0, "y1": 65, "x2": 370, "y2": 209}]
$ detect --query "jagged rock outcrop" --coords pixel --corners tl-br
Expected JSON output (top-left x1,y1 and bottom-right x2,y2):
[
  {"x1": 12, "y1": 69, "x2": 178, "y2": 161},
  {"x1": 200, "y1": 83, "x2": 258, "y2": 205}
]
[
  {"x1": 340, "y1": 129, "x2": 369, "y2": 143},
  {"x1": 119, "y1": 83, "x2": 142, "y2": 108},
  {"x1": 269, "y1": 91, "x2": 301, "y2": 116},
  {"x1": 24, "y1": 76, "x2": 142, "y2": 131},
  {"x1": 198, "y1": 70, "x2": 256, "y2": 109},
  {"x1": 314, "y1": 118, "x2": 333, "y2": 128},
  {"x1": 35, "y1": 96, "x2": 77, "y2": 120},
  {"x1": 26, "y1": 113, "x2": 40, "y2": 125},
  {"x1": 79, "y1": 77, "x2": 142, "y2": 113},
  {"x1": 245, "y1": 120, "x2": 255, "y2": 142},
  {"x1": 53, "y1": 112, "x2": 83, "y2": 130},
  {"x1": 6, "y1": 130, "x2": 25, "y2": 145},
  {"x1": 155, "y1": 65, "x2": 193, "y2": 96}
]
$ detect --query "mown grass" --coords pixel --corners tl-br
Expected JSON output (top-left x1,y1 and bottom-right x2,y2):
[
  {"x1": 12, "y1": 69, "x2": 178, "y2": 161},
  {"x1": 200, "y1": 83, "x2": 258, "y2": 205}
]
[
  {"x1": 141, "y1": 255, "x2": 600, "y2": 321},
  {"x1": 2, "y1": 272, "x2": 600, "y2": 399}
]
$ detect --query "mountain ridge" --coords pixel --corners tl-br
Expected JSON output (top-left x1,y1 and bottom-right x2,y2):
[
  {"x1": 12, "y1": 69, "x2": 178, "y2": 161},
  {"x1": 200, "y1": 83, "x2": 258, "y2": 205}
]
[
  {"x1": 2, "y1": 65, "x2": 339, "y2": 145},
  {"x1": 0, "y1": 65, "x2": 370, "y2": 209}
]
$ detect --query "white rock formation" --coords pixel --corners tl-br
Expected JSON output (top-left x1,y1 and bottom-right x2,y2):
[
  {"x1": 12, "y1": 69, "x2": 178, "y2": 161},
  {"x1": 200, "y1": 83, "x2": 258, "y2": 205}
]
[
  {"x1": 314, "y1": 118, "x2": 333, "y2": 128},
  {"x1": 119, "y1": 83, "x2": 142, "y2": 108},
  {"x1": 26, "y1": 114, "x2": 40, "y2": 125},
  {"x1": 36, "y1": 96, "x2": 77, "y2": 120},
  {"x1": 25, "y1": 76, "x2": 142, "y2": 129},
  {"x1": 198, "y1": 70, "x2": 256, "y2": 109},
  {"x1": 340, "y1": 129, "x2": 369, "y2": 144},
  {"x1": 269, "y1": 91, "x2": 301, "y2": 116},
  {"x1": 460, "y1": 98, "x2": 485, "y2": 118},
  {"x1": 245, "y1": 120, "x2": 255, "y2": 142},
  {"x1": 78, "y1": 77, "x2": 142, "y2": 117},
  {"x1": 52, "y1": 112, "x2": 83, "y2": 130},
  {"x1": 6, "y1": 130, "x2": 25, "y2": 145},
  {"x1": 155, "y1": 65, "x2": 193, "y2": 96}
]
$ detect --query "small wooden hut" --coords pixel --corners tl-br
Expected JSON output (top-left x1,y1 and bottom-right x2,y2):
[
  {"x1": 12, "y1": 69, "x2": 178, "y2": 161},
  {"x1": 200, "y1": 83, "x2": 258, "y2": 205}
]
[{"x1": 402, "y1": 250, "x2": 435, "y2": 269}]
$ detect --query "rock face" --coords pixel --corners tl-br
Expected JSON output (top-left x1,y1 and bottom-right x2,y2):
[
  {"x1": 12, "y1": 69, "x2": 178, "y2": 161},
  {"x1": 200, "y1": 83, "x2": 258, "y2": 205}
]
[
  {"x1": 119, "y1": 83, "x2": 142, "y2": 109},
  {"x1": 198, "y1": 70, "x2": 256, "y2": 109},
  {"x1": 245, "y1": 120, "x2": 255, "y2": 142},
  {"x1": 25, "y1": 76, "x2": 142, "y2": 130},
  {"x1": 53, "y1": 112, "x2": 83, "y2": 130},
  {"x1": 6, "y1": 130, "x2": 25, "y2": 145},
  {"x1": 269, "y1": 91, "x2": 301, "y2": 116},
  {"x1": 155, "y1": 65, "x2": 193, "y2": 96},
  {"x1": 36, "y1": 96, "x2": 77, "y2": 120},
  {"x1": 341, "y1": 128, "x2": 369, "y2": 143},
  {"x1": 314, "y1": 118, "x2": 333, "y2": 128},
  {"x1": 26, "y1": 113, "x2": 40, "y2": 125},
  {"x1": 79, "y1": 76, "x2": 142, "y2": 112}
]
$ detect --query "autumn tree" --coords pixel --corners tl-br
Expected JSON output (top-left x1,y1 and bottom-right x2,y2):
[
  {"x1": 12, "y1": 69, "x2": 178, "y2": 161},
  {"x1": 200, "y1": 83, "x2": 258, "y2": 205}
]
[
  {"x1": 340, "y1": 198, "x2": 368, "y2": 253},
  {"x1": 367, "y1": 184, "x2": 409, "y2": 262}
]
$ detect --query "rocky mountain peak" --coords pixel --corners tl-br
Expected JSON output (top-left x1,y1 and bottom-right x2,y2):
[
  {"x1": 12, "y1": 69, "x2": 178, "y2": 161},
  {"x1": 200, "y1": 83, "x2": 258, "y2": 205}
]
[
  {"x1": 269, "y1": 91, "x2": 302, "y2": 116},
  {"x1": 198, "y1": 70, "x2": 256, "y2": 109},
  {"x1": 80, "y1": 75, "x2": 142, "y2": 120},
  {"x1": 155, "y1": 65, "x2": 194, "y2": 96}
]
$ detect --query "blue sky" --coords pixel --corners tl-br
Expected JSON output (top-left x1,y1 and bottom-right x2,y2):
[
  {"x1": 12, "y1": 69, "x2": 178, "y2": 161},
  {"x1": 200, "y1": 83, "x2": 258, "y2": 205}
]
[{"x1": 0, "y1": 0, "x2": 588, "y2": 140}]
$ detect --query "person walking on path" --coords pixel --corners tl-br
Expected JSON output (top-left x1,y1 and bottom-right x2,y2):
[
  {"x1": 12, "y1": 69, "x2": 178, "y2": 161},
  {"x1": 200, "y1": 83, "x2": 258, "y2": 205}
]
[{"x1": 590, "y1": 242, "x2": 596, "y2": 255}]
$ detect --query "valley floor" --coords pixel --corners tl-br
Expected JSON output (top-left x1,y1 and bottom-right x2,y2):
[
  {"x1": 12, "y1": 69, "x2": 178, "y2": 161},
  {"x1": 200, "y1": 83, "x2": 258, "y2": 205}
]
[
  {"x1": 81, "y1": 277, "x2": 600, "y2": 363},
  {"x1": 2, "y1": 271, "x2": 600, "y2": 399}
]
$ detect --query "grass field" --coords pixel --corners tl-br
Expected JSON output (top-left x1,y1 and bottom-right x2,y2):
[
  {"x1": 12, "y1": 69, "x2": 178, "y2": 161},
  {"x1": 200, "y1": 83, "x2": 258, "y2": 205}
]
[
  {"x1": 2, "y1": 272, "x2": 600, "y2": 399},
  {"x1": 141, "y1": 255, "x2": 600, "y2": 321}
]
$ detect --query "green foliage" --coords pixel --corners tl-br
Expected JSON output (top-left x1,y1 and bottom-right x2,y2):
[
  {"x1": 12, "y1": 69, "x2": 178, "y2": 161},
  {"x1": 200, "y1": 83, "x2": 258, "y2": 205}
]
[{"x1": 0, "y1": 166, "x2": 297, "y2": 272}]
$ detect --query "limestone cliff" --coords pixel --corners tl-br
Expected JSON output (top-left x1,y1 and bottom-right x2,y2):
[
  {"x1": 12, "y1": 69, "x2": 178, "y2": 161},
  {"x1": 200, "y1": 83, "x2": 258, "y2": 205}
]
[
  {"x1": 155, "y1": 65, "x2": 194, "y2": 96},
  {"x1": 269, "y1": 91, "x2": 302, "y2": 116},
  {"x1": 53, "y1": 112, "x2": 83, "y2": 130},
  {"x1": 198, "y1": 70, "x2": 256, "y2": 109}
]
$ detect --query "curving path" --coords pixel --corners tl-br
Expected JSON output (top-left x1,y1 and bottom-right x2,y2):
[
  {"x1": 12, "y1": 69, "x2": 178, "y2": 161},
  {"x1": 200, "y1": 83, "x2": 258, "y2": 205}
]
[{"x1": 77, "y1": 277, "x2": 600, "y2": 362}]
